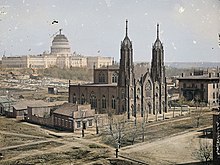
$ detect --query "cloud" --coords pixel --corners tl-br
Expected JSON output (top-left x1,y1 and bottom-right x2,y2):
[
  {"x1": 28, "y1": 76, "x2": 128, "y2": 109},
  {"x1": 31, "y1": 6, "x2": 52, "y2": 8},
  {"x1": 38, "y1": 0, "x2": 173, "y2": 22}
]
[{"x1": 35, "y1": 42, "x2": 44, "y2": 46}]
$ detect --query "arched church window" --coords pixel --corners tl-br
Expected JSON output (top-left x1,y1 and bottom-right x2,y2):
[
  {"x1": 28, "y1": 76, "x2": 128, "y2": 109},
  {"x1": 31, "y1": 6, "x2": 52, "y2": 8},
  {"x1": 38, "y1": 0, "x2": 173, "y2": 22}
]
[
  {"x1": 145, "y1": 81, "x2": 152, "y2": 97},
  {"x1": 156, "y1": 102, "x2": 158, "y2": 109},
  {"x1": 112, "y1": 73, "x2": 118, "y2": 83},
  {"x1": 130, "y1": 88, "x2": 133, "y2": 98},
  {"x1": 161, "y1": 86, "x2": 165, "y2": 96},
  {"x1": 102, "y1": 95, "x2": 106, "y2": 108},
  {"x1": 137, "y1": 88, "x2": 140, "y2": 99},
  {"x1": 112, "y1": 96, "x2": 116, "y2": 109},
  {"x1": 90, "y1": 92, "x2": 97, "y2": 109},
  {"x1": 121, "y1": 90, "x2": 125, "y2": 99},
  {"x1": 81, "y1": 94, "x2": 85, "y2": 104},
  {"x1": 73, "y1": 93, "x2": 77, "y2": 104},
  {"x1": 102, "y1": 74, "x2": 105, "y2": 82}
]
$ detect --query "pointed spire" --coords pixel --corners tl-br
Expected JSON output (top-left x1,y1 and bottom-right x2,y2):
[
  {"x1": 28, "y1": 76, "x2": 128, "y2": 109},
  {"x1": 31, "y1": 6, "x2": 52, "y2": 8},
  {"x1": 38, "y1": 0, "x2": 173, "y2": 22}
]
[
  {"x1": 126, "y1": 19, "x2": 128, "y2": 37},
  {"x1": 157, "y1": 23, "x2": 159, "y2": 39}
]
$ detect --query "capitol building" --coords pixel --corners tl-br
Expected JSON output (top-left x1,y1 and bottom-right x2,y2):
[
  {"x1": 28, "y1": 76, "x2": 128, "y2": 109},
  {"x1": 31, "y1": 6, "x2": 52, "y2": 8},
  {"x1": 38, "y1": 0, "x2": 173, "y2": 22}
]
[{"x1": 1, "y1": 29, "x2": 113, "y2": 69}]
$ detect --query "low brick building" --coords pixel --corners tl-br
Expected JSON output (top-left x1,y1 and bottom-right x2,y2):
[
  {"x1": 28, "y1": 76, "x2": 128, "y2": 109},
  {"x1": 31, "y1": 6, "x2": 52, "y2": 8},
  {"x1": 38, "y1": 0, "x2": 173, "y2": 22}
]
[{"x1": 53, "y1": 103, "x2": 95, "y2": 132}]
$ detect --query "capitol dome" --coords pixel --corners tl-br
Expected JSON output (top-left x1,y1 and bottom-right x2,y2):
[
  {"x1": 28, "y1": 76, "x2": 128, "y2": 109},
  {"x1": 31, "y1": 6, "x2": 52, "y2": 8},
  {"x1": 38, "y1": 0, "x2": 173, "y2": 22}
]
[{"x1": 50, "y1": 29, "x2": 71, "y2": 54}]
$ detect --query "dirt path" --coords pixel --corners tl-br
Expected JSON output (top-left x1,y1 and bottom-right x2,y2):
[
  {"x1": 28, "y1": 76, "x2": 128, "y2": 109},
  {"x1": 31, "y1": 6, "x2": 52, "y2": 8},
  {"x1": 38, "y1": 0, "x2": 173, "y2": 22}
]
[{"x1": 0, "y1": 130, "x2": 47, "y2": 139}]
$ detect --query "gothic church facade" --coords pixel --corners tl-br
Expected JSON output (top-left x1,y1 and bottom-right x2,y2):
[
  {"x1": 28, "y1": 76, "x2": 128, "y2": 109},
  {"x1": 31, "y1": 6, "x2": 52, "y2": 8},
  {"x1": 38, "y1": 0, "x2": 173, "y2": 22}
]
[{"x1": 69, "y1": 21, "x2": 167, "y2": 118}]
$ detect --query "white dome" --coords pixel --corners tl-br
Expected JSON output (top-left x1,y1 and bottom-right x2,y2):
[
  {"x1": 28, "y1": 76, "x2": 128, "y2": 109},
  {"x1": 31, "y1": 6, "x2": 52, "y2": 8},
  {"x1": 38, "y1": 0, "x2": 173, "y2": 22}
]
[{"x1": 51, "y1": 30, "x2": 71, "y2": 54}]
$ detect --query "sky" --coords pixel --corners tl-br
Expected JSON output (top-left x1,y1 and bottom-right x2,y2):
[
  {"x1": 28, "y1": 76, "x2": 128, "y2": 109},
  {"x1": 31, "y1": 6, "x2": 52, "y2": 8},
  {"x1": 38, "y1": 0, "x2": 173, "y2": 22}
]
[{"x1": 0, "y1": 0, "x2": 219, "y2": 62}]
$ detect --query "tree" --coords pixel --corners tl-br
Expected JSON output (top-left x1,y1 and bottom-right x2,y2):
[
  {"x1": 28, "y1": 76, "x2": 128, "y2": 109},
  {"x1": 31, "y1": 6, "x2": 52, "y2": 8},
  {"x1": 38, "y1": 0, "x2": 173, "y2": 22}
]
[
  {"x1": 106, "y1": 114, "x2": 127, "y2": 149},
  {"x1": 193, "y1": 139, "x2": 212, "y2": 164},
  {"x1": 126, "y1": 122, "x2": 138, "y2": 145}
]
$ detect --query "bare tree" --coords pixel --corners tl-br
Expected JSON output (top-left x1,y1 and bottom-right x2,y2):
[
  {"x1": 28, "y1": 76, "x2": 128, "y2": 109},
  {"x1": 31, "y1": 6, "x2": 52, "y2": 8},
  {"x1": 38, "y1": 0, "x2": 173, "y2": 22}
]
[
  {"x1": 193, "y1": 139, "x2": 212, "y2": 164},
  {"x1": 192, "y1": 103, "x2": 205, "y2": 128},
  {"x1": 107, "y1": 114, "x2": 127, "y2": 149},
  {"x1": 126, "y1": 122, "x2": 138, "y2": 145}
]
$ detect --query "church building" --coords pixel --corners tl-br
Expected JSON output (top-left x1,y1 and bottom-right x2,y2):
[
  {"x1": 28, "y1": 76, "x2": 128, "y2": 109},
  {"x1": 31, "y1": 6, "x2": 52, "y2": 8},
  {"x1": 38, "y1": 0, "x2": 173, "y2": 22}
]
[{"x1": 69, "y1": 20, "x2": 168, "y2": 118}]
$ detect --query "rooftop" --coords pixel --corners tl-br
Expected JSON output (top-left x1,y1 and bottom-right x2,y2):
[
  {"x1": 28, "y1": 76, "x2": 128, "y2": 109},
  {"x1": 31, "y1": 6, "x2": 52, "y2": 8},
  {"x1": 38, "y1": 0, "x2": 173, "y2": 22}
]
[
  {"x1": 53, "y1": 103, "x2": 94, "y2": 118},
  {"x1": 70, "y1": 83, "x2": 118, "y2": 87},
  {"x1": 178, "y1": 75, "x2": 220, "y2": 80},
  {"x1": 13, "y1": 100, "x2": 66, "y2": 110}
]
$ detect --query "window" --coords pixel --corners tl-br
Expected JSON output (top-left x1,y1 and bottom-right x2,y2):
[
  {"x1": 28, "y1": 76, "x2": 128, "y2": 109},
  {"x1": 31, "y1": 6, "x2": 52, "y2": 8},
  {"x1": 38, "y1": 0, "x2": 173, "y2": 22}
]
[
  {"x1": 81, "y1": 94, "x2": 85, "y2": 104},
  {"x1": 62, "y1": 119, "x2": 64, "y2": 126},
  {"x1": 90, "y1": 92, "x2": 97, "y2": 109},
  {"x1": 102, "y1": 95, "x2": 106, "y2": 108},
  {"x1": 88, "y1": 120, "x2": 92, "y2": 126},
  {"x1": 112, "y1": 73, "x2": 118, "y2": 83},
  {"x1": 58, "y1": 118, "x2": 61, "y2": 125},
  {"x1": 137, "y1": 88, "x2": 140, "y2": 99},
  {"x1": 213, "y1": 92, "x2": 215, "y2": 99},
  {"x1": 156, "y1": 102, "x2": 158, "y2": 109},
  {"x1": 145, "y1": 81, "x2": 152, "y2": 97},
  {"x1": 69, "y1": 121, "x2": 72, "y2": 128},
  {"x1": 217, "y1": 83, "x2": 219, "y2": 88},
  {"x1": 77, "y1": 121, "x2": 81, "y2": 128},
  {"x1": 73, "y1": 93, "x2": 77, "y2": 104},
  {"x1": 183, "y1": 83, "x2": 186, "y2": 88},
  {"x1": 54, "y1": 117, "x2": 57, "y2": 124},
  {"x1": 121, "y1": 90, "x2": 125, "y2": 99},
  {"x1": 65, "y1": 120, "x2": 68, "y2": 127},
  {"x1": 99, "y1": 73, "x2": 105, "y2": 83},
  {"x1": 112, "y1": 96, "x2": 116, "y2": 109},
  {"x1": 213, "y1": 83, "x2": 215, "y2": 89},
  {"x1": 200, "y1": 84, "x2": 204, "y2": 89}
]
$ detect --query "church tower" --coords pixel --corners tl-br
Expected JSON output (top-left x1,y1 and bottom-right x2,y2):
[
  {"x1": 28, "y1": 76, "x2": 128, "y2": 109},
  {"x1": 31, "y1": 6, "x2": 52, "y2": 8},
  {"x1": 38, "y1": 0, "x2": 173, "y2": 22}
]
[
  {"x1": 118, "y1": 20, "x2": 134, "y2": 87},
  {"x1": 117, "y1": 20, "x2": 134, "y2": 119},
  {"x1": 151, "y1": 24, "x2": 165, "y2": 83},
  {"x1": 150, "y1": 24, "x2": 167, "y2": 116}
]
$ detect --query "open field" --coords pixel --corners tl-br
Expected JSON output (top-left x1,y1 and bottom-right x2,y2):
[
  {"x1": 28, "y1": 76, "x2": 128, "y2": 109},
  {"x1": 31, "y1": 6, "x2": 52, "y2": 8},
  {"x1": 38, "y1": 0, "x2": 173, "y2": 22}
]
[{"x1": 0, "y1": 108, "x2": 215, "y2": 165}]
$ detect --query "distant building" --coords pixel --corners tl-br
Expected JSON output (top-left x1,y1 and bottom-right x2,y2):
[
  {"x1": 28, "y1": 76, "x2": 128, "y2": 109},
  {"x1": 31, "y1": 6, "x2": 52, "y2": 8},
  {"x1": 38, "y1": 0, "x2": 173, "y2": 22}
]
[
  {"x1": 0, "y1": 96, "x2": 15, "y2": 116},
  {"x1": 87, "y1": 56, "x2": 113, "y2": 68},
  {"x1": 2, "y1": 56, "x2": 28, "y2": 68},
  {"x1": 2, "y1": 29, "x2": 113, "y2": 69},
  {"x1": 12, "y1": 100, "x2": 65, "y2": 120},
  {"x1": 178, "y1": 70, "x2": 220, "y2": 107}
]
